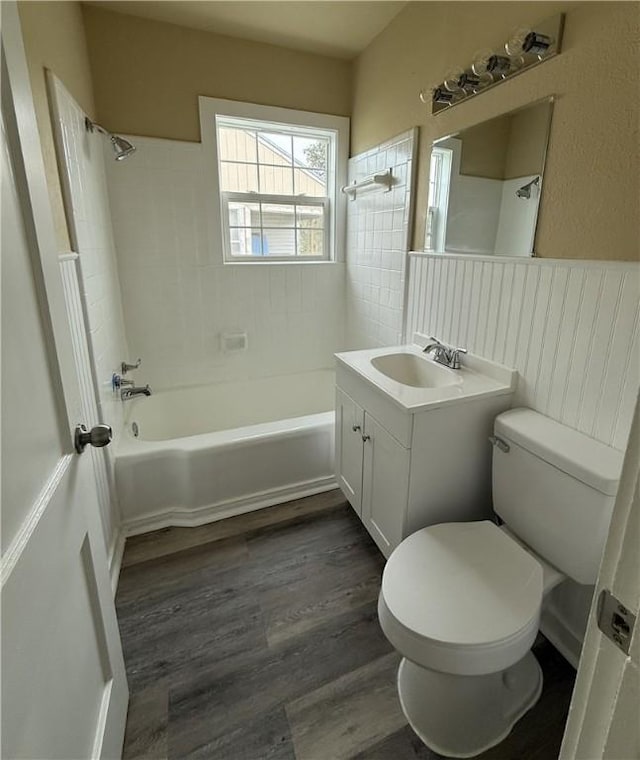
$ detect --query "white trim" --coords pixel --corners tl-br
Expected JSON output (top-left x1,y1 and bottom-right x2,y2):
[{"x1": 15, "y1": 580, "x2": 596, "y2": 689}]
[
  {"x1": 409, "y1": 251, "x2": 640, "y2": 270},
  {"x1": 58, "y1": 251, "x2": 79, "y2": 262},
  {"x1": 199, "y1": 96, "x2": 348, "y2": 265},
  {"x1": 108, "y1": 530, "x2": 126, "y2": 595},
  {"x1": 0, "y1": 455, "x2": 74, "y2": 585},
  {"x1": 122, "y1": 476, "x2": 338, "y2": 537}
]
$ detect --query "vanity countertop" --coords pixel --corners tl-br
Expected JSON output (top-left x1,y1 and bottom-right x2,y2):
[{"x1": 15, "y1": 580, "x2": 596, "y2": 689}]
[{"x1": 335, "y1": 341, "x2": 517, "y2": 414}]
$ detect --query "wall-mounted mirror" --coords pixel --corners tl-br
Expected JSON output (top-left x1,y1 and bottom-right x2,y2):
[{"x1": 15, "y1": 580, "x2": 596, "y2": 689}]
[{"x1": 425, "y1": 98, "x2": 553, "y2": 257}]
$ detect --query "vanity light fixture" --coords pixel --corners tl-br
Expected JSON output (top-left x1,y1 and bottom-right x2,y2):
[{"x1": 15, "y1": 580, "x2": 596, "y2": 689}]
[{"x1": 423, "y1": 13, "x2": 564, "y2": 115}]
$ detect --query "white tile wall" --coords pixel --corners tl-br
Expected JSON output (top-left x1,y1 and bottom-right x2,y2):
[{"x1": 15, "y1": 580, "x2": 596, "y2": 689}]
[
  {"x1": 407, "y1": 253, "x2": 640, "y2": 450},
  {"x1": 345, "y1": 130, "x2": 417, "y2": 349},
  {"x1": 106, "y1": 136, "x2": 346, "y2": 390},
  {"x1": 49, "y1": 78, "x2": 130, "y2": 553}
]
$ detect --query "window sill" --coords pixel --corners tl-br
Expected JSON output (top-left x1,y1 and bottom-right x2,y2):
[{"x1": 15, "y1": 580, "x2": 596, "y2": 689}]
[{"x1": 223, "y1": 259, "x2": 342, "y2": 267}]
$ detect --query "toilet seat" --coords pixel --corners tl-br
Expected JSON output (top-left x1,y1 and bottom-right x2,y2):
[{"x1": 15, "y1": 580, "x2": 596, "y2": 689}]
[{"x1": 378, "y1": 521, "x2": 543, "y2": 676}]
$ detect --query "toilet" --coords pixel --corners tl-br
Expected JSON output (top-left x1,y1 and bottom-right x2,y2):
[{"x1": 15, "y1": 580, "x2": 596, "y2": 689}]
[{"x1": 378, "y1": 408, "x2": 624, "y2": 758}]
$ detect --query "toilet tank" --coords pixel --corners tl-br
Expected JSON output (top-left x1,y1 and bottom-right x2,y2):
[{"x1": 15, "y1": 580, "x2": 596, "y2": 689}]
[{"x1": 492, "y1": 409, "x2": 624, "y2": 585}]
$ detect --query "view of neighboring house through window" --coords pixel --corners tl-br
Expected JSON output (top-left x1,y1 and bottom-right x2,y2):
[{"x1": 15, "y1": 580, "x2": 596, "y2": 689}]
[{"x1": 216, "y1": 117, "x2": 335, "y2": 260}]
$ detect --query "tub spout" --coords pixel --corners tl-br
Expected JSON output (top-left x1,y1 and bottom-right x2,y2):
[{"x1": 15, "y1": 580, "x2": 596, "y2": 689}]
[{"x1": 121, "y1": 384, "x2": 152, "y2": 400}]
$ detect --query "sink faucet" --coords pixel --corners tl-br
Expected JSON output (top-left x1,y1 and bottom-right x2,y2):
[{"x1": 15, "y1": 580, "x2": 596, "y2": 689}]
[
  {"x1": 423, "y1": 337, "x2": 467, "y2": 370},
  {"x1": 121, "y1": 384, "x2": 152, "y2": 400}
]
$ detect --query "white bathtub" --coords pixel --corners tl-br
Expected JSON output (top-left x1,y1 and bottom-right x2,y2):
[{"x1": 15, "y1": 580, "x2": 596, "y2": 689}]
[{"x1": 115, "y1": 370, "x2": 336, "y2": 535}]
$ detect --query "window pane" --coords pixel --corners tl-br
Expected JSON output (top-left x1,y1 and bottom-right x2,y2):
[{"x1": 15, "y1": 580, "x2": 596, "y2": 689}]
[
  {"x1": 218, "y1": 127, "x2": 257, "y2": 163},
  {"x1": 229, "y1": 228, "x2": 262, "y2": 256},
  {"x1": 293, "y1": 136, "x2": 328, "y2": 172},
  {"x1": 259, "y1": 166, "x2": 294, "y2": 195},
  {"x1": 258, "y1": 133, "x2": 293, "y2": 166},
  {"x1": 228, "y1": 201, "x2": 260, "y2": 229},
  {"x1": 296, "y1": 205, "x2": 324, "y2": 229},
  {"x1": 262, "y1": 228, "x2": 296, "y2": 257},
  {"x1": 294, "y1": 169, "x2": 326, "y2": 196},
  {"x1": 221, "y1": 162, "x2": 258, "y2": 192},
  {"x1": 261, "y1": 204, "x2": 296, "y2": 228},
  {"x1": 298, "y1": 229, "x2": 324, "y2": 256}
]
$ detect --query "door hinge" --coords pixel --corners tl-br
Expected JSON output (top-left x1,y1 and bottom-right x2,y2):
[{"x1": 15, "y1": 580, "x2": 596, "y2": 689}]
[{"x1": 597, "y1": 589, "x2": 636, "y2": 655}]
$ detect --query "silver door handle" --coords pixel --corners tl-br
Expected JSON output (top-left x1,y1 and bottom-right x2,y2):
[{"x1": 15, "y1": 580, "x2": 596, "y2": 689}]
[
  {"x1": 352, "y1": 424, "x2": 361, "y2": 432},
  {"x1": 75, "y1": 424, "x2": 112, "y2": 454}
]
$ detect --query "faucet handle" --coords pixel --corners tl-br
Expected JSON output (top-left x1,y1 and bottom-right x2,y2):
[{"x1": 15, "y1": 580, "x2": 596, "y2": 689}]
[
  {"x1": 449, "y1": 346, "x2": 467, "y2": 369},
  {"x1": 121, "y1": 357, "x2": 141, "y2": 374}
]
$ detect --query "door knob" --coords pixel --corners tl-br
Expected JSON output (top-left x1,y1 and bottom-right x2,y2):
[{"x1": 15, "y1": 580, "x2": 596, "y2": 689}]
[{"x1": 74, "y1": 423, "x2": 113, "y2": 454}]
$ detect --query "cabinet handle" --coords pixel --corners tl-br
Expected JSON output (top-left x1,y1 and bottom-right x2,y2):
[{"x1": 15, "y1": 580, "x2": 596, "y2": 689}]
[
  {"x1": 362, "y1": 434, "x2": 371, "y2": 442},
  {"x1": 352, "y1": 424, "x2": 361, "y2": 432}
]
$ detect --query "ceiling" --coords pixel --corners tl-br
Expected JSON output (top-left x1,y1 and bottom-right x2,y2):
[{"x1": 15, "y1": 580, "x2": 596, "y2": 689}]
[{"x1": 83, "y1": 1, "x2": 408, "y2": 59}]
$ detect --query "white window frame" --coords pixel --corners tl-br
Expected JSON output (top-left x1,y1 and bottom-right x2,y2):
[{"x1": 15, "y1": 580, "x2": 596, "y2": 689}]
[{"x1": 199, "y1": 96, "x2": 349, "y2": 264}]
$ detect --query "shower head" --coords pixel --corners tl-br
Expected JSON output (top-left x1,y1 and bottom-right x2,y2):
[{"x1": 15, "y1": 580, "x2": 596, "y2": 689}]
[
  {"x1": 110, "y1": 134, "x2": 136, "y2": 161},
  {"x1": 85, "y1": 117, "x2": 136, "y2": 161},
  {"x1": 516, "y1": 176, "x2": 540, "y2": 199}
]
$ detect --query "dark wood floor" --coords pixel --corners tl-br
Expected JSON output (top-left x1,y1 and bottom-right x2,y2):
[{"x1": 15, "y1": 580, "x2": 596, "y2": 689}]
[{"x1": 116, "y1": 491, "x2": 576, "y2": 760}]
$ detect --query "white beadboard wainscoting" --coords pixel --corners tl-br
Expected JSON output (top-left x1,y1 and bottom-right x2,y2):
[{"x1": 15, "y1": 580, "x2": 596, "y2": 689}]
[{"x1": 406, "y1": 253, "x2": 640, "y2": 451}]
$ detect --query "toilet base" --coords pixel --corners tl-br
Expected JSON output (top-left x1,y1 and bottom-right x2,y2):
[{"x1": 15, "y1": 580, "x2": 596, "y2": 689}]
[{"x1": 397, "y1": 651, "x2": 543, "y2": 758}]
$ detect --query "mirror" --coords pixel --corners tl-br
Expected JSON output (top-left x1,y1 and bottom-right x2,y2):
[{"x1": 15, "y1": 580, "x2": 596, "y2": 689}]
[{"x1": 425, "y1": 98, "x2": 553, "y2": 257}]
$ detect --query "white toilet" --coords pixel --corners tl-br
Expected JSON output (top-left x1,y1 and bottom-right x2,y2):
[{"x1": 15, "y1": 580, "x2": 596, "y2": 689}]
[{"x1": 378, "y1": 408, "x2": 623, "y2": 758}]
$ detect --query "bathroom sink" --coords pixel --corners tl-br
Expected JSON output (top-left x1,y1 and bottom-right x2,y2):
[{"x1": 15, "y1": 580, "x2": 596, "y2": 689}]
[
  {"x1": 370, "y1": 352, "x2": 460, "y2": 388},
  {"x1": 335, "y1": 338, "x2": 517, "y2": 413}
]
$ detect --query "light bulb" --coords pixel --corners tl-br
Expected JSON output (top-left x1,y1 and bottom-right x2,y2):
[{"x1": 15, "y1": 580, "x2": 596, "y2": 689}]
[
  {"x1": 432, "y1": 86, "x2": 456, "y2": 105},
  {"x1": 471, "y1": 49, "x2": 494, "y2": 76}
]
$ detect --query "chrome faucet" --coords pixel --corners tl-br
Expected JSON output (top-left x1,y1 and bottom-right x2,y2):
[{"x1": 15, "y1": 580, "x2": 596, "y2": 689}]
[
  {"x1": 423, "y1": 337, "x2": 467, "y2": 370},
  {"x1": 121, "y1": 384, "x2": 152, "y2": 400}
]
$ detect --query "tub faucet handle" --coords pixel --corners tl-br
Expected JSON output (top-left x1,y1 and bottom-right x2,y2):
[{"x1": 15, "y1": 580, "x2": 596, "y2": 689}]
[{"x1": 121, "y1": 357, "x2": 142, "y2": 374}]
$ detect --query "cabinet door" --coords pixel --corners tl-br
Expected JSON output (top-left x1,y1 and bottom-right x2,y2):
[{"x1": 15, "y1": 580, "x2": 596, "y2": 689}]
[
  {"x1": 362, "y1": 414, "x2": 410, "y2": 557},
  {"x1": 335, "y1": 388, "x2": 365, "y2": 515}
]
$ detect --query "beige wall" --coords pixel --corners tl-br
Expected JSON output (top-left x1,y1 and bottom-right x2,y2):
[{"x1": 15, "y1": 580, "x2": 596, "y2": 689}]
[
  {"x1": 458, "y1": 100, "x2": 550, "y2": 179},
  {"x1": 504, "y1": 100, "x2": 550, "y2": 179},
  {"x1": 352, "y1": 1, "x2": 640, "y2": 261},
  {"x1": 458, "y1": 116, "x2": 510, "y2": 179},
  {"x1": 17, "y1": 1, "x2": 96, "y2": 251},
  {"x1": 81, "y1": 5, "x2": 352, "y2": 143}
]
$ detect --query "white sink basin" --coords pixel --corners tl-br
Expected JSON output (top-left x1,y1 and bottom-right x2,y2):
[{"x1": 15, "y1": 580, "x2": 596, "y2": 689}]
[
  {"x1": 335, "y1": 340, "x2": 517, "y2": 413},
  {"x1": 370, "y1": 352, "x2": 460, "y2": 388}
]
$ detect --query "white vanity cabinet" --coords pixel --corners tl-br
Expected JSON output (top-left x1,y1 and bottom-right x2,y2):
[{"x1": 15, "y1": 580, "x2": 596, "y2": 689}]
[
  {"x1": 335, "y1": 348, "x2": 516, "y2": 558},
  {"x1": 336, "y1": 388, "x2": 410, "y2": 554}
]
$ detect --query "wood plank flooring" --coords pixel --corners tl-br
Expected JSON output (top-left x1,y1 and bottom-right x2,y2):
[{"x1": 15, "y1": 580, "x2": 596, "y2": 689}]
[{"x1": 116, "y1": 491, "x2": 576, "y2": 759}]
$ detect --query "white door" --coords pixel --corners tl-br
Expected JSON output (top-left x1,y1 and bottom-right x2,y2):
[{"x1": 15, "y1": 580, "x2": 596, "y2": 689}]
[
  {"x1": 559, "y1": 393, "x2": 640, "y2": 760},
  {"x1": 361, "y1": 414, "x2": 410, "y2": 557},
  {"x1": 335, "y1": 387, "x2": 365, "y2": 514},
  {"x1": 1, "y1": 4, "x2": 128, "y2": 759}
]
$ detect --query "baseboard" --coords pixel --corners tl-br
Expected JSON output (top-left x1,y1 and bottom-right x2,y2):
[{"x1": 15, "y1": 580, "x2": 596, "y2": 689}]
[
  {"x1": 122, "y1": 476, "x2": 338, "y2": 537},
  {"x1": 108, "y1": 530, "x2": 126, "y2": 595}
]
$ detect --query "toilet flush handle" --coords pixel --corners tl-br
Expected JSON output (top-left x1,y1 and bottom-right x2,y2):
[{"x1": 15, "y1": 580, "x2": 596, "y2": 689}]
[{"x1": 489, "y1": 435, "x2": 510, "y2": 453}]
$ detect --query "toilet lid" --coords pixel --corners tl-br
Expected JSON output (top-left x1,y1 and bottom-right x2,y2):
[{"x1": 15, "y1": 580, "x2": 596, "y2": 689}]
[{"x1": 381, "y1": 521, "x2": 543, "y2": 647}]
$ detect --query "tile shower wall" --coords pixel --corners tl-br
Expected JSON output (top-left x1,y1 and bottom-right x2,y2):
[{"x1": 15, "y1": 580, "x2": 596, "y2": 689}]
[
  {"x1": 50, "y1": 77, "x2": 129, "y2": 559},
  {"x1": 345, "y1": 130, "x2": 416, "y2": 349},
  {"x1": 106, "y1": 136, "x2": 346, "y2": 390},
  {"x1": 406, "y1": 253, "x2": 640, "y2": 450}
]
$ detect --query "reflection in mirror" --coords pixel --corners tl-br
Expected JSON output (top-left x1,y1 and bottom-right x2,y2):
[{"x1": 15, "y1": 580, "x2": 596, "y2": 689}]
[{"x1": 425, "y1": 98, "x2": 553, "y2": 257}]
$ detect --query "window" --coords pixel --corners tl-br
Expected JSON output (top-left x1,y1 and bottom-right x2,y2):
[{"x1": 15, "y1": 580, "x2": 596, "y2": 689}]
[
  {"x1": 425, "y1": 145, "x2": 453, "y2": 253},
  {"x1": 201, "y1": 98, "x2": 348, "y2": 263}
]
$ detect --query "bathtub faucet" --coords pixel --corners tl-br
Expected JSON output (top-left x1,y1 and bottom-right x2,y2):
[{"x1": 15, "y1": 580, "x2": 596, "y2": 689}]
[{"x1": 121, "y1": 384, "x2": 152, "y2": 400}]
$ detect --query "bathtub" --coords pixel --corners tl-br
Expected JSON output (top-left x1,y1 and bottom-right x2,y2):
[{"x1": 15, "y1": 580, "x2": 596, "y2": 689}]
[{"x1": 115, "y1": 370, "x2": 337, "y2": 535}]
